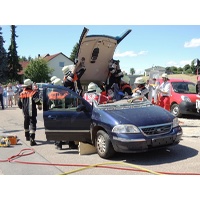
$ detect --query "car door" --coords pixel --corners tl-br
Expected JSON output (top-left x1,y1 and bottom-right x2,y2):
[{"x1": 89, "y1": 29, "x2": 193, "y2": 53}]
[{"x1": 43, "y1": 85, "x2": 93, "y2": 143}]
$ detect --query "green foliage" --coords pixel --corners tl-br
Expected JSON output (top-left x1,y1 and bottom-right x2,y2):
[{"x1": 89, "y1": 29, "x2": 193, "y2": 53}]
[
  {"x1": 70, "y1": 42, "x2": 79, "y2": 63},
  {"x1": 24, "y1": 58, "x2": 54, "y2": 82},
  {"x1": 7, "y1": 25, "x2": 22, "y2": 82},
  {"x1": 0, "y1": 26, "x2": 8, "y2": 83},
  {"x1": 130, "y1": 67, "x2": 135, "y2": 75}
]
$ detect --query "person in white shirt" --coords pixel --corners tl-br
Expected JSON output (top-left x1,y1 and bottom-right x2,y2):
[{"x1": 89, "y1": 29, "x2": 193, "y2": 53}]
[
  {"x1": 148, "y1": 78, "x2": 160, "y2": 104},
  {"x1": 3, "y1": 85, "x2": 8, "y2": 108},
  {"x1": 7, "y1": 83, "x2": 14, "y2": 107},
  {"x1": 157, "y1": 73, "x2": 171, "y2": 111}
]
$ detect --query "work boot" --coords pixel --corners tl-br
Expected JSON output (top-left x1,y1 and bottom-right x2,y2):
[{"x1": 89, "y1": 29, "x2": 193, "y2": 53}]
[
  {"x1": 25, "y1": 131, "x2": 30, "y2": 141},
  {"x1": 30, "y1": 133, "x2": 37, "y2": 146},
  {"x1": 30, "y1": 139, "x2": 37, "y2": 146},
  {"x1": 55, "y1": 141, "x2": 62, "y2": 150},
  {"x1": 68, "y1": 141, "x2": 78, "y2": 149}
]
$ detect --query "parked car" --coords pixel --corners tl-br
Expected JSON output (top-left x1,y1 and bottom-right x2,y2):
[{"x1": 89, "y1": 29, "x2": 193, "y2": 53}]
[
  {"x1": 41, "y1": 27, "x2": 183, "y2": 159},
  {"x1": 36, "y1": 82, "x2": 49, "y2": 98},
  {"x1": 157, "y1": 78, "x2": 200, "y2": 117}
]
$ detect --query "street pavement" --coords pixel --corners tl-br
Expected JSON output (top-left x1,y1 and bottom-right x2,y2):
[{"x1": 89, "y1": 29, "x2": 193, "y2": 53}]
[
  {"x1": 1, "y1": 105, "x2": 200, "y2": 176},
  {"x1": 1, "y1": 105, "x2": 149, "y2": 176}
]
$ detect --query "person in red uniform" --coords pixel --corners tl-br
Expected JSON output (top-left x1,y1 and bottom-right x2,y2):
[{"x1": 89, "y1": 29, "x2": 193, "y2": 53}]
[
  {"x1": 18, "y1": 79, "x2": 42, "y2": 146},
  {"x1": 83, "y1": 82, "x2": 113, "y2": 105},
  {"x1": 119, "y1": 75, "x2": 133, "y2": 97},
  {"x1": 62, "y1": 57, "x2": 86, "y2": 96}
]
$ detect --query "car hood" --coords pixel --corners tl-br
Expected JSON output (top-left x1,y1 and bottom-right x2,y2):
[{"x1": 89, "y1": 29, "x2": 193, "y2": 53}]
[
  {"x1": 95, "y1": 105, "x2": 174, "y2": 127},
  {"x1": 75, "y1": 27, "x2": 132, "y2": 85}
]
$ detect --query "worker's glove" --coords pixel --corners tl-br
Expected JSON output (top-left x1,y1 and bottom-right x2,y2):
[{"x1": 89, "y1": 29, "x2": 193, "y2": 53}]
[{"x1": 38, "y1": 105, "x2": 42, "y2": 110}]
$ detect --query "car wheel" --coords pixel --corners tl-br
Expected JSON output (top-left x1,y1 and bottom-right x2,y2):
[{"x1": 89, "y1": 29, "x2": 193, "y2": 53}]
[
  {"x1": 96, "y1": 130, "x2": 115, "y2": 159},
  {"x1": 170, "y1": 103, "x2": 182, "y2": 117}
]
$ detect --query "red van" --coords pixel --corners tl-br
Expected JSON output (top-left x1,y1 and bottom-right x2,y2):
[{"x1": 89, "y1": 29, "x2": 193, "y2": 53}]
[{"x1": 157, "y1": 78, "x2": 200, "y2": 117}]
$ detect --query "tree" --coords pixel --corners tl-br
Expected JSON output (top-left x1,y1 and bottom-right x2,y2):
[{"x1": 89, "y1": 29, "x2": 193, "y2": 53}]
[
  {"x1": 70, "y1": 42, "x2": 79, "y2": 63},
  {"x1": 130, "y1": 68, "x2": 135, "y2": 75},
  {"x1": 24, "y1": 58, "x2": 54, "y2": 83},
  {"x1": 183, "y1": 64, "x2": 191, "y2": 72},
  {"x1": 0, "y1": 26, "x2": 8, "y2": 83},
  {"x1": 7, "y1": 25, "x2": 22, "y2": 82}
]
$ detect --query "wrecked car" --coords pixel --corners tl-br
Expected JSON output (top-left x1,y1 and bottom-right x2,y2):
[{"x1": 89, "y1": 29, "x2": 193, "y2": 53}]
[{"x1": 42, "y1": 27, "x2": 183, "y2": 158}]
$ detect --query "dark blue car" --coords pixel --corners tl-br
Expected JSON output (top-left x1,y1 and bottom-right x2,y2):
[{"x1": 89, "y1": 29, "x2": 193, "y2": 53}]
[
  {"x1": 43, "y1": 84, "x2": 182, "y2": 158},
  {"x1": 42, "y1": 27, "x2": 182, "y2": 158}
]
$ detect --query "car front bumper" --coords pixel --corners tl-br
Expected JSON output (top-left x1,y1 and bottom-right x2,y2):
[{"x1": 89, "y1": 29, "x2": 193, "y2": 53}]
[
  {"x1": 179, "y1": 101, "x2": 200, "y2": 116},
  {"x1": 111, "y1": 128, "x2": 183, "y2": 153}
]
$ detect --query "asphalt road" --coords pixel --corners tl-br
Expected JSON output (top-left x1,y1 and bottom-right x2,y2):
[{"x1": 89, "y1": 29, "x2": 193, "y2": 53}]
[{"x1": 0, "y1": 105, "x2": 200, "y2": 176}]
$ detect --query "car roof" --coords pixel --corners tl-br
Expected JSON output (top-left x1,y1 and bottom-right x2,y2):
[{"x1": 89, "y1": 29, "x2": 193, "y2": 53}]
[
  {"x1": 157, "y1": 78, "x2": 194, "y2": 83},
  {"x1": 75, "y1": 27, "x2": 132, "y2": 85}
]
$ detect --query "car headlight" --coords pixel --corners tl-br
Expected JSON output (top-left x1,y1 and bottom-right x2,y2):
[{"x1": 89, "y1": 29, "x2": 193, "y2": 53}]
[
  {"x1": 181, "y1": 95, "x2": 191, "y2": 102},
  {"x1": 173, "y1": 117, "x2": 179, "y2": 128},
  {"x1": 112, "y1": 124, "x2": 140, "y2": 134}
]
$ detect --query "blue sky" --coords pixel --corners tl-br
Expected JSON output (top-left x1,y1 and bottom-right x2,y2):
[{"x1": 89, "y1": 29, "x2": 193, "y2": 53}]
[
  {"x1": 1, "y1": 1, "x2": 200, "y2": 75},
  {"x1": 1, "y1": 25, "x2": 200, "y2": 74}
]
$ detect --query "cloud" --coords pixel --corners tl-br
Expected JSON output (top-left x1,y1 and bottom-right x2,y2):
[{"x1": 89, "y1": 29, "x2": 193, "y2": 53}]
[
  {"x1": 114, "y1": 50, "x2": 148, "y2": 57},
  {"x1": 166, "y1": 60, "x2": 192, "y2": 67},
  {"x1": 184, "y1": 38, "x2": 200, "y2": 48}
]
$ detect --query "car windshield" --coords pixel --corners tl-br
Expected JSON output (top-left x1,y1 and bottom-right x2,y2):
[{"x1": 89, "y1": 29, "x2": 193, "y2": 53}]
[
  {"x1": 96, "y1": 97, "x2": 152, "y2": 110},
  {"x1": 172, "y1": 82, "x2": 196, "y2": 94}
]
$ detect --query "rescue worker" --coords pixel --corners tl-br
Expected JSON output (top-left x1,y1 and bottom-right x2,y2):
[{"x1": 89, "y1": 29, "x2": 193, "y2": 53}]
[
  {"x1": 48, "y1": 78, "x2": 69, "y2": 150},
  {"x1": 106, "y1": 59, "x2": 123, "y2": 93},
  {"x1": 157, "y1": 73, "x2": 171, "y2": 111},
  {"x1": 62, "y1": 58, "x2": 86, "y2": 96},
  {"x1": 18, "y1": 79, "x2": 42, "y2": 146},
  {"x1": 62, "y1": 64, "x2": 85, "y2": 149},
  {"x1": 83, "y1": 82, "x2": 113, "y2": 105},
  {"x1": 120, "y1": 75, "x2": 133, "y2": 97},
  {"x1": 48, "y1": 78, "x2": 66, "y2": 109},
  {"x1": 132, "y1": 77, "x2": 149, "y2": 98}
]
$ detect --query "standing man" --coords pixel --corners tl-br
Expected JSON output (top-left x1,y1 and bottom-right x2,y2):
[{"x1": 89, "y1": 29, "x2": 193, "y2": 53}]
[
  {"x1": 18, "y1": 79, "x2": 42, "y2": 146},
  {"x1": 0, "y1": 82, "x2": 4, "y2": 110},
  {"x1": 157, "y1": 73, "x2": 171, "y2": 111}
]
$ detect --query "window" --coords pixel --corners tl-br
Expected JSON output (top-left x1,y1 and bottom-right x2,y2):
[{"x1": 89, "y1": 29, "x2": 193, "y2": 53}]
[
  {"x1": 47, "y1": 88, "x2": 83, "y2": 110},
  {"x1": 59, "y1": 62, "x2": 64, "y2": 67}
]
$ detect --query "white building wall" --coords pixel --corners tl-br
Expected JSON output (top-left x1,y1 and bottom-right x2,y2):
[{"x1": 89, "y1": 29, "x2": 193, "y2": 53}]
[{"x1": 48, "y1": 54, "x2": 73, "y2": 79}]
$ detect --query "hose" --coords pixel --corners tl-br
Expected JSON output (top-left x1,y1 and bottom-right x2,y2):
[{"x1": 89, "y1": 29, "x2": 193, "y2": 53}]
[{"x1": 1, "y1": 148, "x2": 200, "y2": 175}]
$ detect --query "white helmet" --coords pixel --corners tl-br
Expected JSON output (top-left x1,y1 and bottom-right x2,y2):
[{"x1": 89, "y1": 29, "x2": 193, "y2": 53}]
[
  {"x1": 162, "y1": 73, "x2": 168, "y2": 79},
  {"x1": 52, "y1": 78, "x2": 62, "y2": 86},
  {"x1": 62, "y1": 65, "x2": 71, "y2": 75},
  {"x1": 121, "y1": 75, "x2": 130, "y2": 84},
  {"x1": 96, "y1": 86, "x2": 102, "y2": 94},
  {"x1": 88, "y1": 82, "x2": 98, "y2": 92},
  {"x1": 50, "y1": 76, "x2": 57, "y2": 82},
  {"x1": 23, "y1": 79, "x2": 33, "y2": 87},
  {"x1": 134, "y1": 77, "x2": 145, "y2": 84}
]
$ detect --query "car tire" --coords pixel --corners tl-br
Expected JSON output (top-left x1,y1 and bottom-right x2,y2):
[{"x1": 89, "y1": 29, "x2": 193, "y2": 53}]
[
  {"x1": 96, "y1": 130, "x2": 115, "y2": 159},
  {"x1": 170, "y1": 103, "x2": 182, "y2": 118}
]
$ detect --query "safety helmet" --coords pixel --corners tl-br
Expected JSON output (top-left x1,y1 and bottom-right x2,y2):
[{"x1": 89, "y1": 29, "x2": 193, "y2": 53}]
[
  {"x1": 50, "y1": 76, "x2": 57, "y2": 82},
  {"x1": 88, "y1": 82, "x2": 98, "y2": 92},
  {"x1": 96, "y1": 86, "x2": 102, "y2": 94},
  {"x1": 52, "y1": 78, "x2": 62, "y2": 86},
  {"x1": 121, "y1": 75, "x2": 130, "y2": 84},
  {"x1": 62, "y1": 65, "x2": 71, "y2": 75},
  {"x1": 134, "y1": 77, "x2": 145, "y2": 84},
  {"x1": 23, "y1": 79, "x2": 33, "y2": 87},
  {"x1": 161, "y1": 73, "x2": 168, "y2": 79}
]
